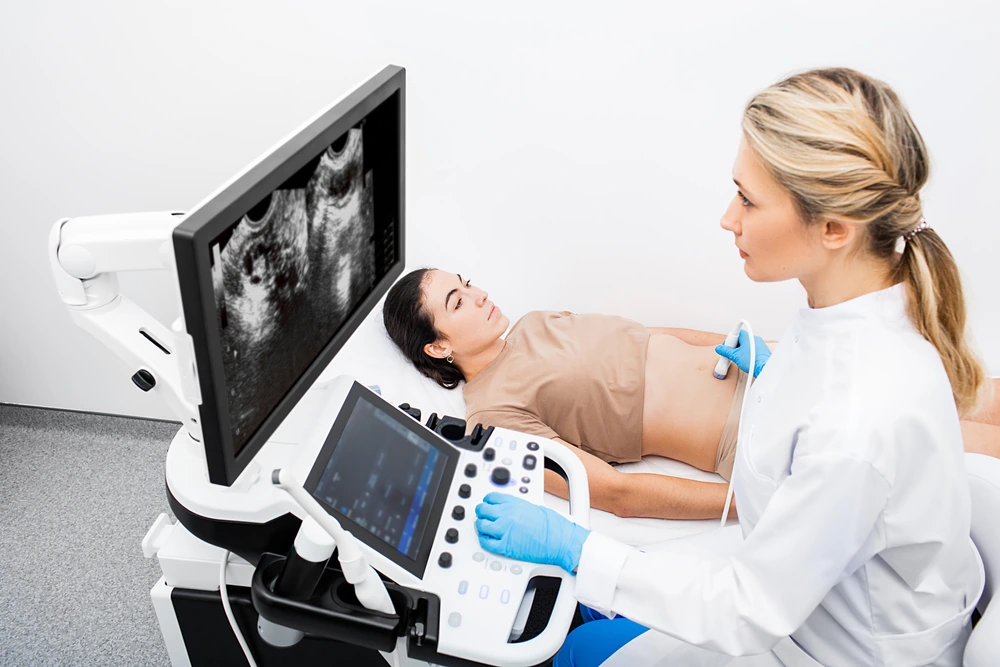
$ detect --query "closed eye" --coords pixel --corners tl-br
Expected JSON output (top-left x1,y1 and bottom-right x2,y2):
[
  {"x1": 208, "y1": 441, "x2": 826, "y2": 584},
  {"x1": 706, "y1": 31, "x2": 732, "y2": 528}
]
[
  {"x1": 456, "y1": 278, "x2": 472, "y2": 310},
  {"x1": 738, "y1": 191, "x2": 751, "y2": 207}
]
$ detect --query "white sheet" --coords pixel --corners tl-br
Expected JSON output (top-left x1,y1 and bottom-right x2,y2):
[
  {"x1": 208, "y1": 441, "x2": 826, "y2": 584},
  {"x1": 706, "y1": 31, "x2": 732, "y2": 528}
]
[{"x1": 315, "y1": 303, "x2": 733, "y2": 547}]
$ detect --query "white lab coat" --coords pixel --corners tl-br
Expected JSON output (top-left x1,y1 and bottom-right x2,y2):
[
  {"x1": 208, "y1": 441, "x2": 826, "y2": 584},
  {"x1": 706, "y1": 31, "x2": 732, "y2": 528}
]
[{"x1": 575, "y1": 284, "x2": 984, "y2": 666}]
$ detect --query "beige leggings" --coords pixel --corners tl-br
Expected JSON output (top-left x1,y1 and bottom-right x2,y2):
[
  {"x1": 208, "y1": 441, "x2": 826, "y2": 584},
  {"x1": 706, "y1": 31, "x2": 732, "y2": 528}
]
[{"x1": 714, "y1": 369, "x2": 747, "y2": 482}]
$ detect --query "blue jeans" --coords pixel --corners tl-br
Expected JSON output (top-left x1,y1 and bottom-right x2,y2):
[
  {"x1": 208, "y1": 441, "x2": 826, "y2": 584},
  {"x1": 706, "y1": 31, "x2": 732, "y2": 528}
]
[{"x1": 553, "y1": 605, "x2": 650, "y2": 667}]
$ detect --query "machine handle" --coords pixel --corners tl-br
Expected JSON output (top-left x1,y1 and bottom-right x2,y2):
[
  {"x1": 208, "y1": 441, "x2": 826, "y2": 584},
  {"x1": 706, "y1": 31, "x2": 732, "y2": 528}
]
[{"x1": 542, "y1": 440, "x2": 591, "y2": 529}]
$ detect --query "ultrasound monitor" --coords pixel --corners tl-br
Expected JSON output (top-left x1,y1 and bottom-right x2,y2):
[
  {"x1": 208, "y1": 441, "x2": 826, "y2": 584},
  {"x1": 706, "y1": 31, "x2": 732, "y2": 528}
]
[
  {"x1": 304, "y1": 381, "x2": 459, "y2": 577},
  {"x1": 173, "y1": 65, "x2": 405, "y2": 486}
]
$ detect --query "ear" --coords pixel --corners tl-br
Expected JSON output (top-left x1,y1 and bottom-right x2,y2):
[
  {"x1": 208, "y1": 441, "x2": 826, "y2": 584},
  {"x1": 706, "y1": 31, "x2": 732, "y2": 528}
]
[
  {"x1": 819, "y1": 219, "x2": 857, "y2": 251},
  {"x1": 424, "y1": 341, "x2": 451, "y2": 360}
]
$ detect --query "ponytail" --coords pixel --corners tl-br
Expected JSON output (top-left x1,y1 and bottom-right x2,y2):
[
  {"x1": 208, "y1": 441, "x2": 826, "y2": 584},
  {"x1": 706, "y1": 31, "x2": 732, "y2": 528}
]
[{"x1": 894, "y1": 230, "x2": 987, "y2": 416}]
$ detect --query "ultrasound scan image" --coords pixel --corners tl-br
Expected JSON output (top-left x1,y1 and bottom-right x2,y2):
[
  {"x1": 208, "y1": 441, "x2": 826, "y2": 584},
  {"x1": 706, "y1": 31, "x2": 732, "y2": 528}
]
[{"x1": 211, "y1": 126, "x2": 378, "y2": 450}]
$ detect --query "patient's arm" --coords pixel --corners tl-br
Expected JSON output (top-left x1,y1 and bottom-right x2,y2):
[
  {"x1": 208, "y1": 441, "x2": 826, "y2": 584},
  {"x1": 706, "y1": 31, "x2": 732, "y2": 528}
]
[
  {"x1": 647, "y1": 327, "x2": 727, "y2": 346},
  {"x1": 543, "y1": 437, "x2": 733, "y2": 520},
  {"x1": 965, "y1": 378, "x2": 1000, "y2": 426},
  {"x1": 648, "y1": 327, "x2": 780, "y2": 348},
  {"x1": 962, "y1": 421, "x2": 1000, "y2": 459}
]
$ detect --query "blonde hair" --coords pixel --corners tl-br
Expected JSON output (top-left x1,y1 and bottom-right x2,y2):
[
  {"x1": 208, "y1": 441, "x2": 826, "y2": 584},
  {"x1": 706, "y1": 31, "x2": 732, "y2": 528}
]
[{"x1": 742, "y1": 67, "x2": 986, "y2": 416}]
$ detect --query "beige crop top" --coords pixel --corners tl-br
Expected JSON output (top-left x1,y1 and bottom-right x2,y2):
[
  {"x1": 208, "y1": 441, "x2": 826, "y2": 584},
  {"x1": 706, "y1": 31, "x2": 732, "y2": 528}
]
[{"x1": 463, "y1": 311, "x2": 650, "y2": 464}]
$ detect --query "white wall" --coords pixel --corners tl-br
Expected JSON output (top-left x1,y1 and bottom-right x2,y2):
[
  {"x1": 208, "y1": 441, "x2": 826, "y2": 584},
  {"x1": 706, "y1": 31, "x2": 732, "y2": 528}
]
[{"x1": 3, "y1": 0, "x2": 997, "y2": 420}]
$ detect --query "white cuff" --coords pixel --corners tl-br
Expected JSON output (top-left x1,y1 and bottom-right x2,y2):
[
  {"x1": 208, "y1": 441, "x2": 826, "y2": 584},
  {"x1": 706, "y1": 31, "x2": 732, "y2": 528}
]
[{"x1": 575, "y1": 531, "x2": 632, "y2": 618}]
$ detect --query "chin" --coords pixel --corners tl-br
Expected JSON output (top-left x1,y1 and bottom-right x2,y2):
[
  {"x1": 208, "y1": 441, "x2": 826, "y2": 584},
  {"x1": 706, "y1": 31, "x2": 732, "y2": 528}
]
[{"x1": 743, "y1": 261, "x2": 777, "y2": 283}]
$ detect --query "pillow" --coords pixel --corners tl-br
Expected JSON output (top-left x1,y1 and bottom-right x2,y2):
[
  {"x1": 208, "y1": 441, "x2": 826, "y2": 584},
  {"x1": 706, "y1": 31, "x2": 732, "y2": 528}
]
[{"x1": 316, "y1": 300, "x2": 467, "y2": 419}]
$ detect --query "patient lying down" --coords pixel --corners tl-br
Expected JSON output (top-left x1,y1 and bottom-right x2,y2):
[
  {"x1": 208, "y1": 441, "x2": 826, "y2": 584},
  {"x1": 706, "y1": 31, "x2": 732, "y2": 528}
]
[{"x1": 383, "y1": 269, "x2": 1000, "y2": 520}]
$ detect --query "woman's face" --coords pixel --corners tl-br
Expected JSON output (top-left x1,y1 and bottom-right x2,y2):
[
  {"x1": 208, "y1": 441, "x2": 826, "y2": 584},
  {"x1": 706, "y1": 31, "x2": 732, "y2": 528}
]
[
  {"x1": 421, "y1": 270, "x2": 509, "y2": 360},
  {"x1": 720, "y1": 136, "x2": 827, "y2": 283}
]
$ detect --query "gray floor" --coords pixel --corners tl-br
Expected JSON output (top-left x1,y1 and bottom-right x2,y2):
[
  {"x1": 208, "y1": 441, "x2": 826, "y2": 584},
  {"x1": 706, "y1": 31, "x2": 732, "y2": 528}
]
[{"x1": 0, "y1": 404, "x2": 177, "y2": 666}]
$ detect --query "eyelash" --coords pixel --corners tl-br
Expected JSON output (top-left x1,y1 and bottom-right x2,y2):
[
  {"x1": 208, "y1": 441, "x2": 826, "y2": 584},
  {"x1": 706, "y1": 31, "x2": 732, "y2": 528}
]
[
  {"x1": 738, "y1": 191, "x2": 751, "y2": 207},
  {"x1": 456, "y1": 279, "x2": 472, "y2": 309}
]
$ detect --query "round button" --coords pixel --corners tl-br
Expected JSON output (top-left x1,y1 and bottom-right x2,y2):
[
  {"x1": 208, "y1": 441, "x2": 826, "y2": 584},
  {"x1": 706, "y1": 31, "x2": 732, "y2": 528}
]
[
  {"x1": 490, "y1": 467, "x2": 511, "y2": 486},
  {"x1": 502, "y1": 458, "x2": 513, "y2": 466},
  {"x1": 527, "y1": 441, "x2": 539, "y2": 451},
  {"x1": 521, "y1": 476, "x2": 530, "y2": 484},
  {"x1": 519, "y1": 486, "x2": 529, "y2": 494},
  {"x1": 464, "y1": 463, "x2": 477, "y2": 478},
  {"x1": 472, "y1": 552, "x2": 485, "y2": 562},
  {"x1": 439, "y1": 552, "x2": 453, "y2": 568},
  {"x1": 445, "y1": 528, "x2": 459, "y2": 544},
  {"x1": 483, "y1": 447, "x2": 496, "y2": 461},
  {"x1": 510, "y1": 565, "x2": 523, "y2": 575},
  {"x1": 523, "y1": 454, "x2": 537, "y2": 470},
  {"x1": 452, "y1": 506, "x2": 465, "y2": 520},
  {"x1": 458, "y1": 484, "x2": 471, "y2": 499},
  {"x1": 490, "y1": 561, "x2": 503, "y2": 571}
]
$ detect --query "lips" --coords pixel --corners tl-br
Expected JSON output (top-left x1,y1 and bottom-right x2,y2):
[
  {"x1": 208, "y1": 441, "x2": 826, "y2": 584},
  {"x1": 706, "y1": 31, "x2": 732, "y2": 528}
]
[
  {"x1": 738, "y1": 248, "x2": 748, "y2": 259},
  {"x1": 488, "y1": 305, "x2": 497, "y2": 320}
]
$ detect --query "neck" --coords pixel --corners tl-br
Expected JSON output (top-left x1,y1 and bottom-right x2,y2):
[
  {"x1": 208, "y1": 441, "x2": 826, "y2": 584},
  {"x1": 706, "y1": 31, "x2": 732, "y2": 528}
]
[
  {"x1": 458, "y1": 338, "x2": 506, "y2": 384},
  {"x1": 800, "y1": 255, "x2": 895, "y2": 309}
]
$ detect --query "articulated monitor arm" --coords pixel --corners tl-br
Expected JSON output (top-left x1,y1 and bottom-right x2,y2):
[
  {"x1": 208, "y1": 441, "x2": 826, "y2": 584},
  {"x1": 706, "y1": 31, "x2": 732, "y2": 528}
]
[{"x1": 48, "y1": 213, "x2": 203, "y2": 441}]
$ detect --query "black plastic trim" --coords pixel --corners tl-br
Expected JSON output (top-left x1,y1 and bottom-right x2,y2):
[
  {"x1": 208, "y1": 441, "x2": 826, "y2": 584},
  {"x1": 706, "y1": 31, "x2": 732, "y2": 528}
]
[
  {"x1": 171, "y1": 583, "x2": 387, "y2": 666},
  {"x1": 167, "y1": 483, "x2": 301, "y2": 564}
]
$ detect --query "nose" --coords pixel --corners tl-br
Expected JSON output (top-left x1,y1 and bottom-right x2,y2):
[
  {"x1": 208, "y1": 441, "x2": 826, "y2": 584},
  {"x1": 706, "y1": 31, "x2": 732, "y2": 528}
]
[
  {"x1": 720, "y1": 197, "x2": 742, "y2": 234},
  {"x1": 476, "y1": 289, "x2": 488, "y2": 307}
]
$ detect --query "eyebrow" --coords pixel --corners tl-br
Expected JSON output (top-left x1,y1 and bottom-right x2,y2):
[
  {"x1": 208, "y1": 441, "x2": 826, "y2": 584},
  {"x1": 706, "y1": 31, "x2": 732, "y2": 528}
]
[
  {"x1": 445, "y1": 274, "x2": 463, "y2": 310},
  {"x1": 733, "y1": 177, "x2": 755, "y2": 201}
]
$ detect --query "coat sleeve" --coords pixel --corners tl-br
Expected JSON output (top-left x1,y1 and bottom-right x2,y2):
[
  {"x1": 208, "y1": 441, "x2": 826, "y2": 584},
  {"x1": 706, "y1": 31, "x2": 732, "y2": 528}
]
[{"x1": 574, "y1": 451, "x2": 891, "y2": 656}]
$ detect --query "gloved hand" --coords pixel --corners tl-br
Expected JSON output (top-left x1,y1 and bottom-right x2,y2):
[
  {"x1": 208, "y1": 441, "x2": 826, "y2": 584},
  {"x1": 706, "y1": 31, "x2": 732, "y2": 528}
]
[
  {"x1": 715, "y1": 329, "x2": 771, "y2": 378},
  {"x1": 475, "y1": 492, "x2": 590, "y2": 574}
]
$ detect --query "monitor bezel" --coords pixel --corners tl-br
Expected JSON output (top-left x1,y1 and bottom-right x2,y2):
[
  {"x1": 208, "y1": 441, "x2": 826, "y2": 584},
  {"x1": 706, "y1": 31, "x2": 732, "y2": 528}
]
[
  {"x1": 173, "y1": 65, "x2": 405, "y2": 486},
  {"x1": 304, "y1": 381, "x2": 459, "y2": 579}
]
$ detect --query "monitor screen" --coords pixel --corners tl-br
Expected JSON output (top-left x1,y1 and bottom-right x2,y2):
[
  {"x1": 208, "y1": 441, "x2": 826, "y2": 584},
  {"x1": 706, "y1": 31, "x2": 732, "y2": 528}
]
[
  {"x1": 305, "y1": 382, "x2": 458, "y2": 577},
  {"x1": 174, "y1": 66, "x2": 405, "y2": 486}
]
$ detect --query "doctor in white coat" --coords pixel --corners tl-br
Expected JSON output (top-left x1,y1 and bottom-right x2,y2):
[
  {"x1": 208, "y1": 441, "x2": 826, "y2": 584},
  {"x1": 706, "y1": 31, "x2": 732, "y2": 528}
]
[{"x1": 474, "y1": 67, "x2": 989, "y2": 666}]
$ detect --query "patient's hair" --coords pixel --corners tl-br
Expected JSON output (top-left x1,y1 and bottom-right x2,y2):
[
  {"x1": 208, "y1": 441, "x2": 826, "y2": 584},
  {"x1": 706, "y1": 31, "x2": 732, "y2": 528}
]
[
  {"x1": 383, "y1": 268, "x2": 465, "y2": 389},
  {"x1": 743, "y1": 67, "x2": 986, "y2": 416}
]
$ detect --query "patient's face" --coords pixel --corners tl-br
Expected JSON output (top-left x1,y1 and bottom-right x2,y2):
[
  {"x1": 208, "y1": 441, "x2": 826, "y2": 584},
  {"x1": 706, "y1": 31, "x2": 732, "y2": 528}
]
[
  {"x1": 421, "y1": 270, "x2": 509, "y2": 360},
  {"x1": 719, "y1": 136, "x2": 825, "y2": 283}
]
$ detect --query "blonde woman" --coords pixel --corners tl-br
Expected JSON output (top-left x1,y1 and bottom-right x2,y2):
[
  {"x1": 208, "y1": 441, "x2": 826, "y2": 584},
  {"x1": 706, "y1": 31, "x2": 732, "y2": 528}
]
[{"x1": 474, "y1": 68, "x2": 990, "y2": 665}]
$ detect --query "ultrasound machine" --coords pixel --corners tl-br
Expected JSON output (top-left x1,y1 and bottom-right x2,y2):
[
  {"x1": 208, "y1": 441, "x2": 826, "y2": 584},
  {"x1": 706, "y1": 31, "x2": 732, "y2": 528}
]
[{"x1": 47, "y1": 66, "x2": 591, "y2": 667}]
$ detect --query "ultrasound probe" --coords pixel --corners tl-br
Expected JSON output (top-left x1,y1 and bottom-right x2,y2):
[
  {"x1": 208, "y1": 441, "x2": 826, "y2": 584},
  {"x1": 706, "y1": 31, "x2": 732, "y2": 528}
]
[
  {"x1": 713, "y1": 323, "x2": 744, "y2": 380},
  {"x1": 271, "y1": 468, "x2": 396, "y2": 615}
]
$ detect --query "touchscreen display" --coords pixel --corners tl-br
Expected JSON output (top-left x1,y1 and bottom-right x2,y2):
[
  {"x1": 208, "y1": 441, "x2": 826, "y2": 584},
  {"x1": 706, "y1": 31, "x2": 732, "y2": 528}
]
[{"x1": 309, "y1": 390, "x2": 451, "y2": 564}]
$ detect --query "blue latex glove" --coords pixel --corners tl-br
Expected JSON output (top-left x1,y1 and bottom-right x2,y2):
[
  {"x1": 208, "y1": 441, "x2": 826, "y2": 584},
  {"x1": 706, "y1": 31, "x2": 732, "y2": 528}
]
[
  {"x1": 715, "y1": 329, "x2": 771, "y2": 378},
  {"x1": 475, "y1": 492, "x2": 590, "y2": 574}
]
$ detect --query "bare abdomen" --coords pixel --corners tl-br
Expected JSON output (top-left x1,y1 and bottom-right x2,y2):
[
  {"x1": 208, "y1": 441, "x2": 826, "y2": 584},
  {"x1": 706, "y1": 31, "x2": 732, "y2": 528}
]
[{"x1": 641, "y1": 334, "x2": 739, "y2": 471}]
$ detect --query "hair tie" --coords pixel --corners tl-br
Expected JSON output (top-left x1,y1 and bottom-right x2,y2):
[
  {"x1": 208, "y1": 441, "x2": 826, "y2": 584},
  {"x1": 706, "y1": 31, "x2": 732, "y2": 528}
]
[{"x1": 904, "y1": 217, "x2": 931, "y2": 242}]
